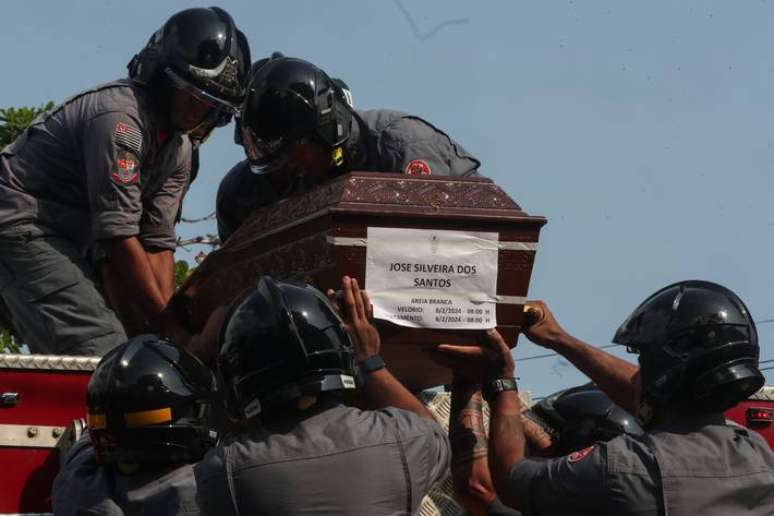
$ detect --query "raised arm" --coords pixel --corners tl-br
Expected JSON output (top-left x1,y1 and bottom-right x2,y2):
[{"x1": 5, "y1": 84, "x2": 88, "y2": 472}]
[
  {"x1": 524, "y1": 301, "x2": 640, "y2": 413},
  {"x1": 335, "y1": 276, "x2": 434, "y2": 420}
]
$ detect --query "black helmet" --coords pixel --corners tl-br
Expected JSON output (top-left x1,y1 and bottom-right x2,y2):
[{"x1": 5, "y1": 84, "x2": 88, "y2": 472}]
[
  {"x1": 86, "y1": 335, "x2": 218, "y2": 465},
  {"x1": 533, "y1": 384, "x2": 643, "y2": 455},
  {"x1": 613, "y1": 280, "x2": 764, "y2": 424},
  {"x1": 238, "y1": 57, "x2": 353, "y2": 173},
  {"x1": 128, "y1": 7, "x2": 250, "y2": 124},
  {"x1": 218, "y1": 276, "x2": 357, "y2": 420}
]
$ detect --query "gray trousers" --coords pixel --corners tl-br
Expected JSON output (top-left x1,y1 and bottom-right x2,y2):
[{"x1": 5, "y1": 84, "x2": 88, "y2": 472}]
[{"x1": 0, "y1": 224, "x2": 126, "y2": 355}]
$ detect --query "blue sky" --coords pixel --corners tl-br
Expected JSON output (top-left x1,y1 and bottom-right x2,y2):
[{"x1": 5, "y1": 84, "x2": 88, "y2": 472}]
[{"x1": 3, "y1": 1, "x2": 773, "y2": 399}]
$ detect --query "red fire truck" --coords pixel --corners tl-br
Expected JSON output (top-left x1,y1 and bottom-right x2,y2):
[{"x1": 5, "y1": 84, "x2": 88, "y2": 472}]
[{"x1": 1, "y1": 353, "x2": 773, "y2": 515}]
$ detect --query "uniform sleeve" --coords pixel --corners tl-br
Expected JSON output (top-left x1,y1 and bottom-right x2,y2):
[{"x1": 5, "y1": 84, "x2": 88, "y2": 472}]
[
  {"x1": 138, "y1": 139, "x2": 192, "y2": 250},
  {"x1": 51, "y1": 435, "x2": 124, "y2": 516},
  {"x1": 216, "y1": 163, "x2": 240, "y2": 243},
  {"x1": 216, "y1": 160, "x2": 269, "y2": 243},
  {"x1": 501, "y1": 445, "x2": 608, "y2": 516},
  {"x1": 84, "y1": 112, "x2": 147, "y2": 242},
  {"x1": 378, "y1": 116, "x2": 481, "y2": 177},
  {"x1": 194, "y1": 447, "x2": 239, "y2": 516}
]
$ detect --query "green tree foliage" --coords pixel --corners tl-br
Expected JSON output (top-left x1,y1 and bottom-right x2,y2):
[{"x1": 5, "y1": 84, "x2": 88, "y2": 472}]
[
  {"x1": 0, "y1": 102, "x2": 53, "y2": 352},
  {"x1": 175, "y1": 260, "x2": 196, "y2": 288},
  {"x1": 0, "y1": 102, "x2": 54, "y2": 147},
  {"x1": 0, "y1": 328, "x2": 20, "y2": 354}
]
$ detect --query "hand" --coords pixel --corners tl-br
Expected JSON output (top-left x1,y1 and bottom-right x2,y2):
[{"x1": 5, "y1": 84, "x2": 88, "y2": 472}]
[
  {"x1": 433, "y1": 328, "x2": 515, "y2": 383},
  {"x1": 185, "y1": 305, "x2": 230, "y2": 365},
  {"x1": 333, "y1": 276, "x2": 381, "y2": 363},
  {"x1": 522, "y1": 300, "x2": 569, "y2": 350},
  {"x1": 156, "y1": 310, "x2": 193, "y2": 349}
]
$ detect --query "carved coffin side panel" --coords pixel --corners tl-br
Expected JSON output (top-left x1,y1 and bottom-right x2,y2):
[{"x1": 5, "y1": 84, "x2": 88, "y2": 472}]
[
  {"x1": 229, "y1": 181, "x2": 347, "y2": 250},
  {"x1": 340, "y1": 174, "x2": 522, "y2": 211},
  {"x1": 182, "y1": 232, "x2": 336, "y2": 330},
  {"x1": 226, "y1": 173, "x2": 530, "y2": 246}
]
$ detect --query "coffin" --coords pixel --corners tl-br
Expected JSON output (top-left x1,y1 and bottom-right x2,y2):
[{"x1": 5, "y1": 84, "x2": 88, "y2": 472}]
[{"x1": 172, "y1": 172, "x2": 547, "y2": 390}]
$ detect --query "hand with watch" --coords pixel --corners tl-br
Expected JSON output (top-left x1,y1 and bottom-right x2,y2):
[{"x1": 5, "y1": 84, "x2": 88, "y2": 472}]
[
  {"x1": 328, "y1": 275, "x2": 435, "y2": 420},
  {"x1": 432, "y1": 328, "x2": 519, "y2": 402}
]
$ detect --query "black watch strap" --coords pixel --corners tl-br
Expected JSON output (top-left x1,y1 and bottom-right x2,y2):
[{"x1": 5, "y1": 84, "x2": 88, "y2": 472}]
[
  {"x1": 482, "y1": 378, "x2": 518, "y2": 402},
  {"x1": 359, "y1": 355, "x2": 386, "y2": 374}
]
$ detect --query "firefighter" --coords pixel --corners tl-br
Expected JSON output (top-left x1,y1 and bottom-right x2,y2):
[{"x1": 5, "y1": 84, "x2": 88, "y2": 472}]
[
  {"x1": 52, "y1": 335, "x2": 218, "y2": 515},
  {"x1": 216, "y1": 56, "x2": 481, "y2": 243},
  {"x1": 0, "y1": 7, "x2": 250, "y2": 355},
  {"x1": 530, "y1": 383, "x2": 644, "y2": 455},
  {"x1": 449, "y1": 381, "x2": 644, "y2": 516},
  {"x1": 434, "y1": 280, "x2": 774, "y2": 515},
  {"x1": 194, "y1": 275, "x2": 450, "y2": 515}
]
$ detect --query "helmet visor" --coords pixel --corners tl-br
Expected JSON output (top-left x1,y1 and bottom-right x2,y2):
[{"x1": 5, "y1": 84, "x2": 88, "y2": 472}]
[
  {"x1": 240, "y1": 125, "x2": 314, "y2": 178},
  {"x1": 166, "y1": 67, "x2": 237, "y2": 124}
]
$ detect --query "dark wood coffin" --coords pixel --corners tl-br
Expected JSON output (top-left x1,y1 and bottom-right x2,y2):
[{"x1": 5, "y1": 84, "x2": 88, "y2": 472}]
[{"x1": 172, "y1": 172, "x2": 547, "y2": 390}]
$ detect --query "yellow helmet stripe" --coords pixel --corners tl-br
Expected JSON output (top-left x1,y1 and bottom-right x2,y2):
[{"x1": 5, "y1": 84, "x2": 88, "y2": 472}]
[
  {"x1": 87, "y1": 413, "x2": 107, "y2": 430},
  {"x1": 124, "y1": 407, "x2": 173, "y2": 428}
]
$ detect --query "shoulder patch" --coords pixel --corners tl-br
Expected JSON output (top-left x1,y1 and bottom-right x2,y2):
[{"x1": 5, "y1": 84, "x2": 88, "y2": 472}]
[
  {"x1": 113, "y1": 121, "x2": 143, "y2": 154},
  {"x1": 111, "y1": 149, "x2": 139, "y2": 186},
  {"x1": 404, "y1": 159, "x2": 432, "y2": 176},
  {"x1": 567, "y1": 445, "x2": 595, "y2": 464}
]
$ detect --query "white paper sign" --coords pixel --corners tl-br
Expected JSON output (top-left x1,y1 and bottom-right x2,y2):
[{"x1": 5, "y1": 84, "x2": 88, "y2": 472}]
[{"x1": 365, "y1": 227, "x2": 499, "y2": 329}]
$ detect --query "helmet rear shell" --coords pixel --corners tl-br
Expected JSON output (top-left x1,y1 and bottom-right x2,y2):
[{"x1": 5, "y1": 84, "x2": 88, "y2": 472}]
[
  {"x1": 218, "y1": 277, "x2": 357, "y2": 419},
  {"x1": 87, "y1": 335, "x2": 217, "y2": 465},
  {"x1": 613, "y1": 280, "x2": 763, "y2": 418}
]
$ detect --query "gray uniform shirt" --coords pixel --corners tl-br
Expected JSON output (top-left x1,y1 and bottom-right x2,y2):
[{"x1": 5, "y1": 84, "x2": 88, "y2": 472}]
[
  {"x1": 216, "y1": 108, "x2": 480, "y2": 242},
  {"x1": 503, "y1": 413, "x2": 774, "y2": 516},
  {"x1": 194, "y1": 402, "x2": 451, "y2": 515},
  {"x1": 0, "y1": 79, "x2": 192, "y2": 252},
  {"x1": 52, "y1": 436, "x2": 200, "y2": 516}
]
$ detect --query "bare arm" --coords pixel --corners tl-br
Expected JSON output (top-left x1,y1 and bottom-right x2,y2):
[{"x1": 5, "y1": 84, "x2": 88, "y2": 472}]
[
  {"x1": 361, "y1": 369, "x2": 434, "y2": 420},
  {"x1": 101, "y1": 236, "x2": 190, "y2": 345},
  {"x1": 449, "y1": 384, "x2": 495, "y2": 516},
  {"x1": 337, "y1": 276, "x2": 434, "y2": 420},
  {"x1": 433, "y1": 329, "x2": 529, "y2": 510},
  {"x1": 488, "y1": 389, "x2": 527, "y2": 509},
  {"x1": 146, "y1": 248, "x2": 176, "y2": 301},
  {"x1": 524, "y1": 301, "x2": 640, "y2": 413}
]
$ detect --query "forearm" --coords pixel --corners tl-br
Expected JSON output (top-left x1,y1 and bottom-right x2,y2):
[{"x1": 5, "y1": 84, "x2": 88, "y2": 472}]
[
  {"x1": 145, "y1": 248, "x2": 176, "y2": 301},
  {"x1": 99, "y1": 263, "x2": 146, "y2": 336},
  {"x1": 101, "y1": 237, "x2": 169, "y2": 330},
  {"x1": 551, "y1": 333, "x2": 639, "y2": 412},
  {"x1": 450, "y1": 385, "x2": 495, "y2": 516},
  {"x1": 488, "y1": 390, "x2": 526, "y2": 508},
  {"x1": 520, "y1": 409, "x2": 555, "y2": 456},
  {"x1": 361, "y1": 368, "x2": 435, "y2": 420}
]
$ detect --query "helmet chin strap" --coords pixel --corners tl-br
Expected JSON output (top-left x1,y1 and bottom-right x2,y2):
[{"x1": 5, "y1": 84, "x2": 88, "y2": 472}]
[
  {"x1": 331, "y1": 146, "x2": 344, "y2": 167},
  {"x1": 118, "y1": 461, "x2": 141, "y2": 475},
  {"x1": 295, "y1": 395, "x2": 318, "y2": 411}
]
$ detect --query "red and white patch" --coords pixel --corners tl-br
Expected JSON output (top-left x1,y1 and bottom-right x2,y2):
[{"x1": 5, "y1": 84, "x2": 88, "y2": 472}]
[
  {"x1": 111, "y1": 154, "x2": 138, "y2": 185},
  {"x1": 113, "y1": 121, "x2": 143, "y2": 154},
  {"x1": 404, "y1": 159, "x2": 432, "y2": 176},
  {"x1": 567, "y1": 445, "x2": 595, "y2": 463}
]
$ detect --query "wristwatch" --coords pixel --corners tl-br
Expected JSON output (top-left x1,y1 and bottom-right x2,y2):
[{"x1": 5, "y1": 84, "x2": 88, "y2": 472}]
[
  {"x1": 482, "y1": 378, "x2": 518, "y2": 402},
  {"x1": 359, "y1": 355, "x2": 386, "y2": 375}
]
